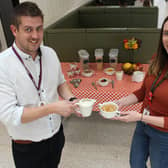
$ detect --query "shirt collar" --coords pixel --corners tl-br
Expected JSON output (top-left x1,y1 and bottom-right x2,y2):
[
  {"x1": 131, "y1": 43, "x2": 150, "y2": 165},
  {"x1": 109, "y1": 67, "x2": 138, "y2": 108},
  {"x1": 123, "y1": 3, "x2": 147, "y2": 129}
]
[{"x1": 13, "y1": 42, "x2": 41, "y2": 61}]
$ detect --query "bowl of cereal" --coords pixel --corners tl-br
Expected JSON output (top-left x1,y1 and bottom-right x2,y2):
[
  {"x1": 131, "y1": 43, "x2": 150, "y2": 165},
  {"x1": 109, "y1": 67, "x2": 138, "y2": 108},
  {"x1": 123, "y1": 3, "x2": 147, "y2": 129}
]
[
  {"x1": 99, "y1": 102, "x2": 120, "y2": 119},
  {"x1": 104, "y1": 67, "x2": 115, "y2": 75},
  {"x1": 82, "y1": 69, "x2": 94, "y2": 77}
]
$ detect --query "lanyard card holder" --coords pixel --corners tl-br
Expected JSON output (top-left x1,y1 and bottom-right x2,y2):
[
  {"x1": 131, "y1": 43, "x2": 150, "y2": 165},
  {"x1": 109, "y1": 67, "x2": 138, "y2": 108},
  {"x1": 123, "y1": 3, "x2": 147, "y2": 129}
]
[{"x1": 143, "y1": 107, "x2": 150, "y2": 116}]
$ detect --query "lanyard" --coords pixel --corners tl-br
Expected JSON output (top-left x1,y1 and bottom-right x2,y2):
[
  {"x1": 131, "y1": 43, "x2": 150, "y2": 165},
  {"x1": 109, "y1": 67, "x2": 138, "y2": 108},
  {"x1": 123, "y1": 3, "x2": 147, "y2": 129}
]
[
  {"x1": 12, "y1": 46, "x2": 42, "y2": 97},
  {"x1": 147, "y1": 70, "x2": 168, "y2": 106}
]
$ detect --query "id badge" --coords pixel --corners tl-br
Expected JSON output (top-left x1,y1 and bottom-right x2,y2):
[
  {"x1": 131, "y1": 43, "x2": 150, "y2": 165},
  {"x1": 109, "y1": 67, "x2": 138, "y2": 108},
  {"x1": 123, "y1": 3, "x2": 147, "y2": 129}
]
[{"x1": 143, "y1": 108, "x2": 150, "y2": 116}]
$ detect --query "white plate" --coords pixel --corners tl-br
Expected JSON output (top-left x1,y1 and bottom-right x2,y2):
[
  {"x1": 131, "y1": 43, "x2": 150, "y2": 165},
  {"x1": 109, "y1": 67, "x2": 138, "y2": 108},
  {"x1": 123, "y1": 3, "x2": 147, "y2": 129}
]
[{"x1": 104, "y1": 67, "x2": 115, "y2": 75}]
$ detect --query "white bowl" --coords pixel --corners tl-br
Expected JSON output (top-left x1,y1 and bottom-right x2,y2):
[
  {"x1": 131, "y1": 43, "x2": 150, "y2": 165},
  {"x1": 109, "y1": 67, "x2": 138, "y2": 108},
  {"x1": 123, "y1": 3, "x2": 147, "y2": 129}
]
[
  {"x1": 99, "y1": 102, "x2": 120, "y2": 119},
  {"x1": 132, "y1": 71, "x2": 145, "y2": 82},
  {"x1": 97, "y1": 78, "x2": 110, "y2": 86},
  {"x1": 82, "y1": 69, "x2": 94, "y2": 77},
  {"x1": 104, "y1": 67, "x2": 115, "y2": 75}
]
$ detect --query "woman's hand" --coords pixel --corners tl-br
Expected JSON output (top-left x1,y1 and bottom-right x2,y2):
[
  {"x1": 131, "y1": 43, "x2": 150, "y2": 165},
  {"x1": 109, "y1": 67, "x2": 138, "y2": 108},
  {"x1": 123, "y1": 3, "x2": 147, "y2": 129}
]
[
  {"x1": 114, "y1": 99, "x2": 126, "y2": 109},
  {"x1": 113, "y1": 111, "x2": 141, "y2": 122},
  {"x1": 114, "y1": 94, "x2": 138, "y2": 110}
]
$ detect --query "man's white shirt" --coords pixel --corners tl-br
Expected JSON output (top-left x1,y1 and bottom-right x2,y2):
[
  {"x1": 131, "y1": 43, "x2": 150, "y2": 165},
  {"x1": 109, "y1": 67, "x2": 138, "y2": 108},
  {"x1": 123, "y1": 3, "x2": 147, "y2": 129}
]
[{"x1": 0, "y1": 42, "x2": 65, "y2": 141}]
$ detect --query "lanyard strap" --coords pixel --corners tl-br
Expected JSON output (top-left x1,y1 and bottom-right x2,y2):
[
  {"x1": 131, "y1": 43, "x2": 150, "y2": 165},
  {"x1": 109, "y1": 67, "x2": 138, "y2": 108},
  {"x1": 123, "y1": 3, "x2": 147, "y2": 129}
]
[
  {"x1": 12, "y1": 46, "x2": 42, "y2": 96},
  {"x1": 147, "y1": 70, "x2": 168, "y2": 105},
  {"x1": 151, "y1": 71, "x2": 168, "y2": 93}
]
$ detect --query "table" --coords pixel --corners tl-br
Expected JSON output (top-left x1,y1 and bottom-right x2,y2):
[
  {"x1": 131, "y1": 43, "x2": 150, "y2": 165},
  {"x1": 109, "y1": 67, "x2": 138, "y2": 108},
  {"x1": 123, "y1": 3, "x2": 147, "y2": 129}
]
[{"x1": 61, "y1": 63, "x2": 149, "y2": 112}]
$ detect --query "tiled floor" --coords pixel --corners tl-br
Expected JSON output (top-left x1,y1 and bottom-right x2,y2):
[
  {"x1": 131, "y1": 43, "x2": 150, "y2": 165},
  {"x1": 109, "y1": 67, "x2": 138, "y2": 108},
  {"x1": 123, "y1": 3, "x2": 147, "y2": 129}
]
[{"x1": 0, "y1": 124, "x2": 14, "y2": 168}]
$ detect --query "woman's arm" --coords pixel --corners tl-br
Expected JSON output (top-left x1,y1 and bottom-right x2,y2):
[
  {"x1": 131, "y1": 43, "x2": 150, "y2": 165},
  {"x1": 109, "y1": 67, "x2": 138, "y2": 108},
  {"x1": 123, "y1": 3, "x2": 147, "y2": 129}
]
[
  {"x1": 141, "y1": 114, "x2": 164, "y2": 128},
  {"x1": 116, "y1": 110, "x2": 164, "y2": 128},
  {"x1": 117, "y1": 93, "x2": 138, "y2": 108}
]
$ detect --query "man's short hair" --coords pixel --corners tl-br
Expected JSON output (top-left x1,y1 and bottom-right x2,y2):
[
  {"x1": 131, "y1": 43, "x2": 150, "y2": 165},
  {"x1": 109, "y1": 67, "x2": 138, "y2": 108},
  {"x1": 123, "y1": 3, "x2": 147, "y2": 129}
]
[{"x1": 11, "y1": 1, "x2": 44, "y2": 29}]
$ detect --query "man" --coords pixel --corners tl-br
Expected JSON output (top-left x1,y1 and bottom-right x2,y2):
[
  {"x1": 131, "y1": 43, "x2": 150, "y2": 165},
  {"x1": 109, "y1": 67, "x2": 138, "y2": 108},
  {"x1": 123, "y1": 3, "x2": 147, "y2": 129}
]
[{"x1": 0, "y1": 2, "x2": 78, "y2": 168}]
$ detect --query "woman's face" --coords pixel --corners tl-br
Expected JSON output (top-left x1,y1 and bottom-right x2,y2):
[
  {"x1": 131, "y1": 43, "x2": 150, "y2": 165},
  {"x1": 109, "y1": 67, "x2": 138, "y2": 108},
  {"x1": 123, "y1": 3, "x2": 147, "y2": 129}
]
[{"x1": 162, "y1": 20, "x2": 168, "y2": 54}]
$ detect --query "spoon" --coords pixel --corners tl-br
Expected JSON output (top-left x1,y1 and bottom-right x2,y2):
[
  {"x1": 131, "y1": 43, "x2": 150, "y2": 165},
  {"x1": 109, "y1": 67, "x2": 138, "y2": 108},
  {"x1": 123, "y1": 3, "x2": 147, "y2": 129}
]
[
  {"x1": 91, "y1": 82, "x2": 98, "y2": 90},
  {"x1": 111, "y1": 80, "x2": 114, "y2": 88}
]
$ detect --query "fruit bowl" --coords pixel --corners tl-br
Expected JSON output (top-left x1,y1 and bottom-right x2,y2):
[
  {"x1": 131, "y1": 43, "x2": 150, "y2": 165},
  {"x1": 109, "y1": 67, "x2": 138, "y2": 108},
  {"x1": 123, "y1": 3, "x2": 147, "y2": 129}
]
[
  {"x1": 122, "y1": 62, "x2": 133, "y2": 75},
  {"x1": 122, "y1": 62, "x2": 143, "y2": 75}
]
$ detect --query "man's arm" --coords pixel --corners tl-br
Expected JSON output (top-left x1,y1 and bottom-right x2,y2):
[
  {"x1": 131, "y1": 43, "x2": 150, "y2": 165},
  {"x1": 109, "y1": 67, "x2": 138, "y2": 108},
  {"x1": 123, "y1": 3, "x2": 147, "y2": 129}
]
[
  {"x1": 21, "y1": 100, "x2": 76, "y2": 123},
  {"x1": 21, "y1": 82, "x2": 77, "y2": 123},
  {"x1": 58, "y1": 82, "x2": 76, "y2": 101}
]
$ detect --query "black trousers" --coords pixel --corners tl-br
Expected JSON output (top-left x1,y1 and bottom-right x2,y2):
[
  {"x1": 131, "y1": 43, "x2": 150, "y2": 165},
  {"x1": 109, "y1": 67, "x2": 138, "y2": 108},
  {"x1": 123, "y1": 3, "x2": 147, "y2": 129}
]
[{"x1": 12, "y1": 124, "x2": 65, "y2": 168}]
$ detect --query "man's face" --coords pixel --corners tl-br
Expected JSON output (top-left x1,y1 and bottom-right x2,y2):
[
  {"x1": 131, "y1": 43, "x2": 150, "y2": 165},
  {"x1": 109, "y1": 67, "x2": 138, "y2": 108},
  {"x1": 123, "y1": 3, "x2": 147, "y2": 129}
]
[
  {"x1": 163, "y1": 21, "x2": 168, "y2": 54},
  {"x1": 11, "y1": 16, "x2": 43, "y2": 57}
]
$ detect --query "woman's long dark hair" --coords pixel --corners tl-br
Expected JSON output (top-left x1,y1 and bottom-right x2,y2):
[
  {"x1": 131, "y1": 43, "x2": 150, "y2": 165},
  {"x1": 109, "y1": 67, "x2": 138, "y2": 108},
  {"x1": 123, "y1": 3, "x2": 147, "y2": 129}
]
[{"x1": 148, "y1": 16, "x2": 168, "y2": 76}]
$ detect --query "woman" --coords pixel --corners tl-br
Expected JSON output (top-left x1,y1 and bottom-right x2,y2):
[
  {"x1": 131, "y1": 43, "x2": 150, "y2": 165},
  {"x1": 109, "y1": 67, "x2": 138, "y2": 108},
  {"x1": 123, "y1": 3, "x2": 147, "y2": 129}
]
[{"x1": 115, "y1": 16, "x2": 168, "y2": 168}]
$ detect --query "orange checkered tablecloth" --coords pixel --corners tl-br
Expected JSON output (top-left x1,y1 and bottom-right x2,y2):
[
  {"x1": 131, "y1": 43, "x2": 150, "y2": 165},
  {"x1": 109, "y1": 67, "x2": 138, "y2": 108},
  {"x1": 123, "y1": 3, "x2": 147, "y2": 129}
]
[{"x1": 61, "y1": 63, "x2": 149, "y2": 112}]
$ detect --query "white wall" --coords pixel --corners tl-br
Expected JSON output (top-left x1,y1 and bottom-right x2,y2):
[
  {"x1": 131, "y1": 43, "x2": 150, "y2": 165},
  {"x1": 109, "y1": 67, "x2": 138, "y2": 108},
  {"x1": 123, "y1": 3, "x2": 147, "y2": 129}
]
[
  {"x1": 20, "y1": 0, "x2": 91, "y2": 28},
  {"x1": 154, "y1": 0, "x2": 168, "y2": 28}
]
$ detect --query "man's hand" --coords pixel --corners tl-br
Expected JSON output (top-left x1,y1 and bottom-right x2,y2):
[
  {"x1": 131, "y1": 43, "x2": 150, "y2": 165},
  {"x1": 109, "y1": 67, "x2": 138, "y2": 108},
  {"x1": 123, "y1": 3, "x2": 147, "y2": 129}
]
[{"x1": 52, "y1": 100, "x2": 78, "y2": 117}]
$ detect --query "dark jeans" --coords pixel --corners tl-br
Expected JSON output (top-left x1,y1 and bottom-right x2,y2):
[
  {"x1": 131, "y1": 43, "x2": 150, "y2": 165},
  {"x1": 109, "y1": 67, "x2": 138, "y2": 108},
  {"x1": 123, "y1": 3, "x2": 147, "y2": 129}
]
[
  {"x1": 130, "y1": 121, "x2": 168, "y2": 168},
  {"x1": 12, "y1": 124, "x2": 65, "y2": 168}
]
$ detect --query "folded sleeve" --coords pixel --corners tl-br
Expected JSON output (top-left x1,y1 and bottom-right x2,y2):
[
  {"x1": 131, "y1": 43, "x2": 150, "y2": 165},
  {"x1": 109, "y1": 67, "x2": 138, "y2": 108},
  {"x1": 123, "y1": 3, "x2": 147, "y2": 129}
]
[
  {"x1": 164, "y1": 117, "x2": 168, "y2": 129},
  {"x1": 133, "y1": 74, "x2": 147, "y2": 102},
  {"x1": 0, "y1": 67, "x2": 24, "y2": 126}
]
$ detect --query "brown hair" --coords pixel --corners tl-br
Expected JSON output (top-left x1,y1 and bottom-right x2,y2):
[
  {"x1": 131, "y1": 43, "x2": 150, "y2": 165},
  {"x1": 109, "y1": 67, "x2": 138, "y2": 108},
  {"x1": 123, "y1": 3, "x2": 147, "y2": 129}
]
[
  {"x1": 11, "y1": 1, "x2": 44, "y2": 29},
  {"x1": 148, "y1": 16, "x2": 168, "y2": 76}
]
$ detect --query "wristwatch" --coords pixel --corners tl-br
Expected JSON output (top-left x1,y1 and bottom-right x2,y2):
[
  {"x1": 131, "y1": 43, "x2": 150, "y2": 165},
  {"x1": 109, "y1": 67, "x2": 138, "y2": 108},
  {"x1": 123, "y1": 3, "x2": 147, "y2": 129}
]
[{"x1": 69, "y1": 97, "x2": 77, "y2": 102}]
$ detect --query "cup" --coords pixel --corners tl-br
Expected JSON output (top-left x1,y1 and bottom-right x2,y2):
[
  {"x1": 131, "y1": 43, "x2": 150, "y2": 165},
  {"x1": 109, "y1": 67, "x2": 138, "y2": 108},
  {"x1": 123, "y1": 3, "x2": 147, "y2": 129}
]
[
  {"x1": 132, "y1": 71, "x2": 145, "y2": 82},
  {"x1": 115, "y1": 71, "x2": 124, "y2": 80},
  {"x1": 99, "y1": 102, "x2": 120, "y2": 119},
  {"x1": 75, "y1": 98, "x2": 96, "y2": 117}
]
